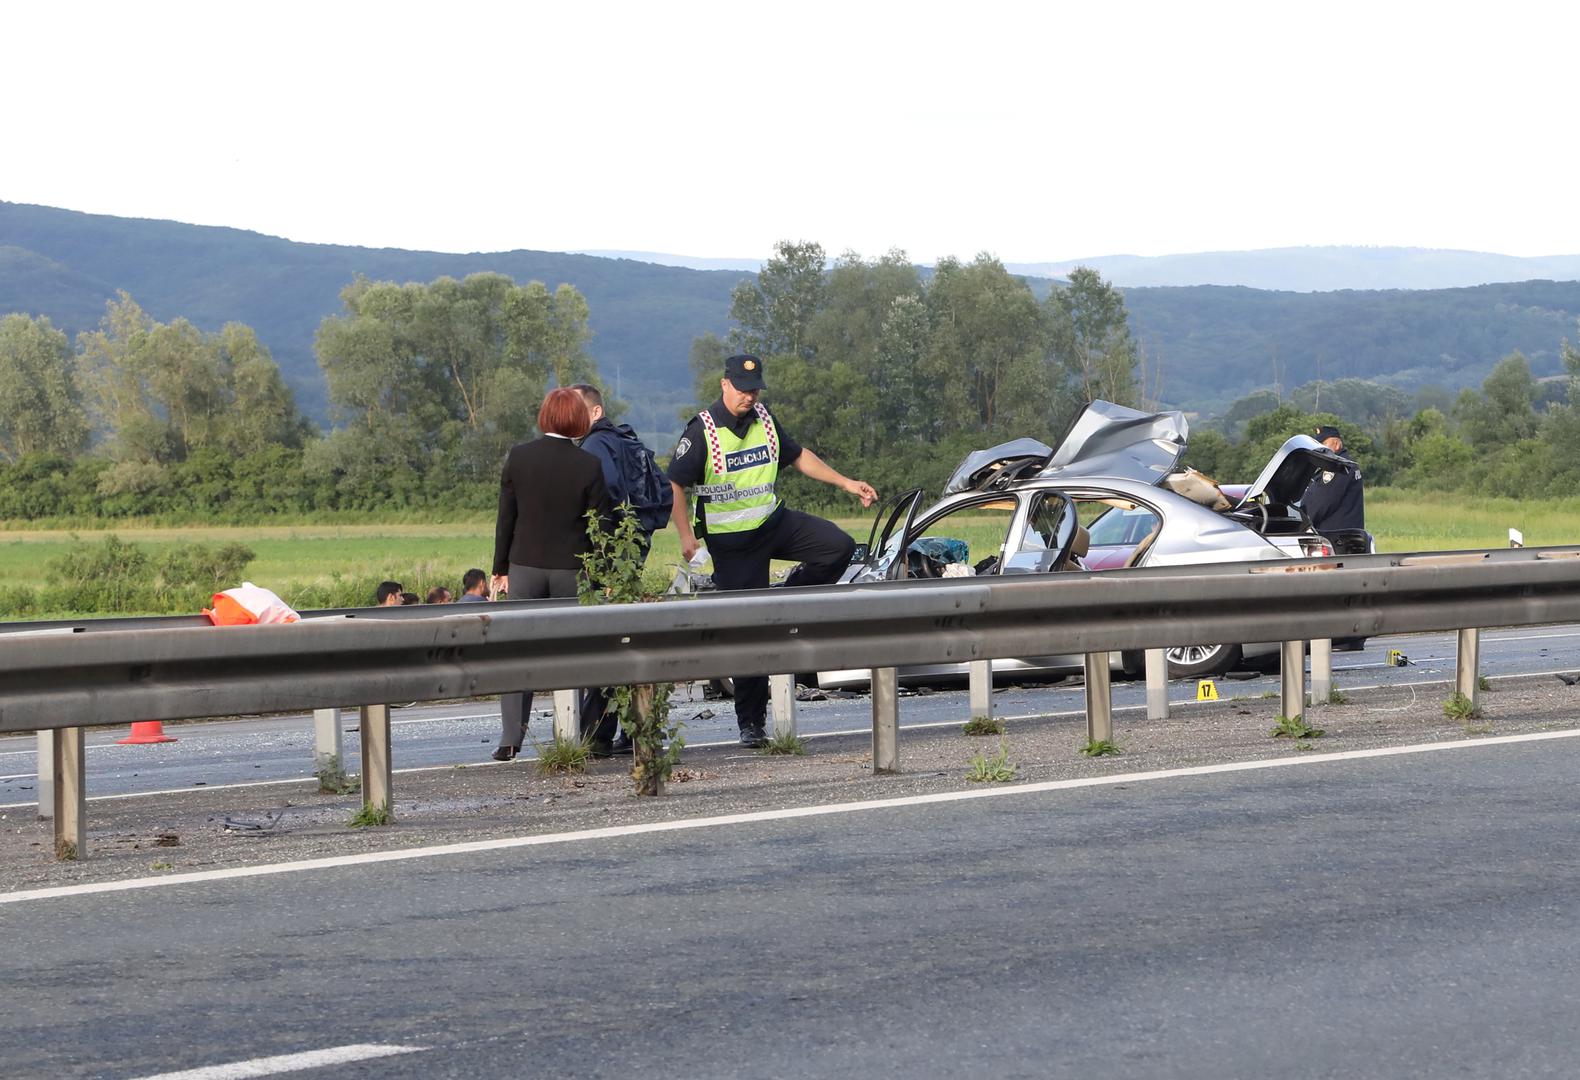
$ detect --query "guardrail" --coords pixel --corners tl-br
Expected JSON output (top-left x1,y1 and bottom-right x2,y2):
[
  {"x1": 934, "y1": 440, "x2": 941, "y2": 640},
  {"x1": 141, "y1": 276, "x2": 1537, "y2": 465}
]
[{"x1": 5, "y1": 544, "x2": 1580, "y2": 859}]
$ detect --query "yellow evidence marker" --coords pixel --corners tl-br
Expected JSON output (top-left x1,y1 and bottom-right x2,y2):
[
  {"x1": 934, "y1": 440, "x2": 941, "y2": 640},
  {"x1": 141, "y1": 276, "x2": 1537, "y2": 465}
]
[{"x1": 1196, "y1": 679, "x2": 1219, "y2": 701}]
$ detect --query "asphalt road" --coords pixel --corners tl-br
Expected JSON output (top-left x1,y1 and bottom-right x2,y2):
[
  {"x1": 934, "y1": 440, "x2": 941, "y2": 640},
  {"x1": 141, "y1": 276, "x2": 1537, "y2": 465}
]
[
  {"x1": 5, "y1": 735, "x2": 1580, "y2": 1078},
  {"x1": 3, "y1": 624, "x2": 1579, "y2": 806}
]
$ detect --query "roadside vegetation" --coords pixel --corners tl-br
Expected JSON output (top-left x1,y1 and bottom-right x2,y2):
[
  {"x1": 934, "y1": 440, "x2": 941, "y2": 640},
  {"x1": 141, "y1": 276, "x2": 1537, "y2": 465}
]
[{"x1": 966, "y1": 739, "x2": 1018, "y2": 783}]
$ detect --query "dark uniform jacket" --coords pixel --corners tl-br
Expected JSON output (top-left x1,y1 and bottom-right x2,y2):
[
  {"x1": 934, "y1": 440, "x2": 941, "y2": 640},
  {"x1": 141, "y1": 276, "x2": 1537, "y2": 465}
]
[
  {"x1": 492, "y1": 435, "x2": 615, "y2": 574},
  {"x1": 1302, "y1": 449, "x2": 1365, "y2": 533}
]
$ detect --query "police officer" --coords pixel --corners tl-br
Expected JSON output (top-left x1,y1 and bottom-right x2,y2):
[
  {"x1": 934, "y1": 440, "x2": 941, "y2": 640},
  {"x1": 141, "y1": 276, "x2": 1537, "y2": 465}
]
[
  {"x1": 669, "y1": 354, "x2": 877, "y2": 746},
  {"x1": 1303, "y1": 424, "x2": 1365, "y2": 534}
]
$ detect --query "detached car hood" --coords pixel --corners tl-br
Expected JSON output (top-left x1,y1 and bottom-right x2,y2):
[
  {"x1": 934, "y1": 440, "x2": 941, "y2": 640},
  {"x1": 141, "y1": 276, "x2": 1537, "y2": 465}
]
[
  {"x1": 1234, "y1": 435, "x2": 1355, "y2": 508},
  {"x1": 1039, "y1": 400, "x2": 1189, "y2": 485}
]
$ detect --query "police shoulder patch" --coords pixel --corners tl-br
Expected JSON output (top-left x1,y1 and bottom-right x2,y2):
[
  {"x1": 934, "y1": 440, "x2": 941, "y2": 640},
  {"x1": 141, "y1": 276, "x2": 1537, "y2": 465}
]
[{"x1": 674, "y1": 437, "x2": 692, "y2": 458}]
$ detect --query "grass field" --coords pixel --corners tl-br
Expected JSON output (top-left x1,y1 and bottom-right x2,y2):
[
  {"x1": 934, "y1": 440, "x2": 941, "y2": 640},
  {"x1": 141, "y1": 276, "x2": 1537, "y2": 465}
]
[{"x1": 1, "y1": 490, "x2": 1576, "y2": 616}]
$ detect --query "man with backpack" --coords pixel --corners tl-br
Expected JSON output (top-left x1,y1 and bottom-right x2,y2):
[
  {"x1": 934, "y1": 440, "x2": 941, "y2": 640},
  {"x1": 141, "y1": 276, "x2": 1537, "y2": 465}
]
[
  {"x1": 571, "y1": 383, "x2": 672, "y2": 754},
  {"x1": 572, "y1": 383, "x2": 672, "y2": 558}
]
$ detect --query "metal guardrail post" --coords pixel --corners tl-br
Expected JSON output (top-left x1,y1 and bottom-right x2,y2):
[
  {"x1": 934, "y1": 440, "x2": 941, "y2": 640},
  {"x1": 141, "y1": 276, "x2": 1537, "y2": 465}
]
[
  {"x1": 552, "y1": 690, "x2": 579, "y2": 743},
  {"x1": 769, "y1": 674, "x2": 797, "y2": 739},
  {"x1": 36, "y1": 730, "x2": 55, "y2": 820},
  {"x1": 1144, "y1": 648, "x2": 1169, "y2": 720},
  {"x1": 1281, "y1": 641, "x2": 1306, "y2": 720},
  {"x1": 968, "y1": 660, "x2": 992, "y2": 720},
  {"x1": 871, "y1": 668, "x2": 898, "y2": 774},
  {"x1": 53, "y1": 727, "x2": 84, "y2": 860},
  {"x1": 1457, "y1": 628, "x2": 1481, "y2": 710},
  {"x1": 1084, "y1": 652, "x2": 1112, "y2": 743},
  {"x1": 1309, "y1": 639, "x2": 1332, "y2": 704},
  {"x1": 313, "y1": 708, "x2": 342, "y2": 769},
  {"x1": 359, "y1": 704, "x2": 392, "y2": 817}
]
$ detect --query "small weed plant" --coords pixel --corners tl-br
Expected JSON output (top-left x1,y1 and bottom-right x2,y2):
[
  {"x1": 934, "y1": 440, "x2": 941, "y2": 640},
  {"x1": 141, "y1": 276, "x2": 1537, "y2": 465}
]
[
  {"x1": 1270, "y1": 714, "x2": 1325, "y2": 739},
  {"x1": 314, "y1": 754, "x2": 360, "y2": 795},
  {"x1": 962, "y1": 715, "x2": 1004, "y2": 736},
  {"x1": 1443, "y1": 692, "x2": 1481, "y2": 721},
  {"x1": 760, "y1": 730, "x2": 806, "y2": 756},
  {"x1": 1294, "y1": 740, "x2": 1316, "y2": 751},
  {"x1": 535, "y1": 734, "x2": 591, "y2": 774},
  {"x1": 1478, "y1": 675, "x2": 1493, "y2": 692},
  {"x1": 966, "y1": 739, "x2": 1017, "y2": 783},
  {"x1": 1080, "y1": 738, "x2": 1121, "y2": 757},
  {"x1": 348, "y1": 803, "x2": 391, "y2": 828},
  {"x1": 1327, "y1": 689, "x2": 1349, "y2": 705},
  {"x1": 580, "y1": 511, "x2": 684, "y2": 795}
]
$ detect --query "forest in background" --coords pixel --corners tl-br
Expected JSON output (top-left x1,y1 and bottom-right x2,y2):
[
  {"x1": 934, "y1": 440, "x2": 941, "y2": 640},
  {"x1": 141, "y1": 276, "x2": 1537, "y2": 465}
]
[
  {"x1": 3, "y1": 238, "x2": 1580, "y2": 529},
  {"x1": 7, "y1": 201, "x2": 1580, "y2": 447}
]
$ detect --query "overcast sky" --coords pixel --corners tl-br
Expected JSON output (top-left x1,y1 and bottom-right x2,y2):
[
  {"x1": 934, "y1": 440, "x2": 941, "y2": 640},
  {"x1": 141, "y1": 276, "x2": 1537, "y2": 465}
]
[{"x1": 6, "y1": 0, "x2": 1576, "y2": 262}]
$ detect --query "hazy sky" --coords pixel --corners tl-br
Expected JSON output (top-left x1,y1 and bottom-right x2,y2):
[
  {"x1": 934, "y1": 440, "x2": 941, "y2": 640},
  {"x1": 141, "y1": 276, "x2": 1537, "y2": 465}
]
[{"x1": 7, "y1": 1, "x2": 1576, "y2": 262}]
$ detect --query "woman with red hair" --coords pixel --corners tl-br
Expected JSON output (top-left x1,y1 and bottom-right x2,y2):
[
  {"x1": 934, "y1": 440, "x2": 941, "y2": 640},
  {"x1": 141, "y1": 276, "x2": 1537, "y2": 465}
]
[{"x1": 488, "y1": 387, "x2": 615, "y2": 760}]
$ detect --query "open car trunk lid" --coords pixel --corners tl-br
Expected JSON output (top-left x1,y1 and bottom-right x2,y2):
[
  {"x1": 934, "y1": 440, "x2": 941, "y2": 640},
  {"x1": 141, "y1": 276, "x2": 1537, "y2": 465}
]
[
  {"x1": 1038, "y1": 400, "x2": 1189, "y2": 485},
  {"x1": 1233, "y1": 435, "x2": 1355, "y2": 509}
]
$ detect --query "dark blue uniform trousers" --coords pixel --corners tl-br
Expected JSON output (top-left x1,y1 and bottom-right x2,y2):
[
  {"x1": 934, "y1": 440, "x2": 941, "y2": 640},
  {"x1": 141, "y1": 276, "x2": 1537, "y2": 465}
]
[{"x1": 708, "y1": 509, "x2": 856, "y2": 730}]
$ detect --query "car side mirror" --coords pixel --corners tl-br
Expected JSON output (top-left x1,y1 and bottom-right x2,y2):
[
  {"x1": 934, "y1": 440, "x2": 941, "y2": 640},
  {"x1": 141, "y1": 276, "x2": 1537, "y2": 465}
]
[{"x1": 849, "y1": 543, "x2": 869, "y2": 565}]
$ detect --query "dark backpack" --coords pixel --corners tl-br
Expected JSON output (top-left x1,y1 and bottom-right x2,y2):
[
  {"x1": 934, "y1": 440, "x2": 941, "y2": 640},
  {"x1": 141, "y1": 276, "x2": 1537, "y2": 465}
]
[{"x1": 589, "y1": 423, "x2": 672, "y2": 536}]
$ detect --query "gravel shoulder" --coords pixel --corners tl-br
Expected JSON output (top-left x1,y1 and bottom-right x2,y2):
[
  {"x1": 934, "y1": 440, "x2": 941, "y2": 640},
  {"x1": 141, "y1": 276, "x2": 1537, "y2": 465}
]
[{"x1": 4, "y1": 674, "x2": 1579, "y2": 894}]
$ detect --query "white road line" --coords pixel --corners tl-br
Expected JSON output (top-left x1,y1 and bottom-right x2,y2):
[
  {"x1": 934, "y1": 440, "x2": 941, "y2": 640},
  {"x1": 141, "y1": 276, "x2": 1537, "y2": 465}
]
[
  {"x1": 131, "y1": 1043, "x2": 425, "y2": 1079},
  {"x1": 7, "y1": 727, "x2": 1580, "y2": 906}
]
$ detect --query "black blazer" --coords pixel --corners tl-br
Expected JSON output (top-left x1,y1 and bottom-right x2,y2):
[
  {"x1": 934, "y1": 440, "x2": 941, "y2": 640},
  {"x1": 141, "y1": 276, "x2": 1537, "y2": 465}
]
[{"x1": 493, "y1": 436, "x2": 616, "y2": 573}]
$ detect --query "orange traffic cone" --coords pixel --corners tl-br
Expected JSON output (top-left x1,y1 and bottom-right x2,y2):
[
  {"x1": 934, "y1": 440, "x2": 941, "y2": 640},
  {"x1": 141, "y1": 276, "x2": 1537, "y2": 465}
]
[{"x1": 118, "y1": 721, "x2": 176, "y2": 744}]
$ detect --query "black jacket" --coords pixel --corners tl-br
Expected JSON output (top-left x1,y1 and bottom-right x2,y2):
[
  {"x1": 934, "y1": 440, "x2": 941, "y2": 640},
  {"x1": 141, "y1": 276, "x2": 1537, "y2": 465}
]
[
  {"x1": 1302, "y1": 449, "x2": 1365, "y2": 533},
  {"x1": 493, "y1": 436, "x2": 615, "y2": 574}
]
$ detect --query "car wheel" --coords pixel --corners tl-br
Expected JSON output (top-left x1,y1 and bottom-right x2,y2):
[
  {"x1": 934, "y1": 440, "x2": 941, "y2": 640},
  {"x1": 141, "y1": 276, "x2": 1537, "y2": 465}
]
[
  {"x1": 709, "y1": 677, "x2": 735, "y2": 699},
  {"x1": 1165, "y1": 643, "x2": 1243, "y2": 679}
]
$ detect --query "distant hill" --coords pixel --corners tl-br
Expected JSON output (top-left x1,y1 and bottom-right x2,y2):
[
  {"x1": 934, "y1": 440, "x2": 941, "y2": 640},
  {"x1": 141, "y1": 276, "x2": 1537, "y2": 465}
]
[
  {"x1": 4, "y1": 203, "x2": 1580, "y2": 444},
  {"x1": 1121, "y1": 281, "x2": 1580, "y2": 411},
  {"x1": 573, "y1": 249, "x2": 764, "y2": 272},
  {"x1": 1009, "y1": 246, "x2": 1580, "y2": 292},
  {"x1": 0, "y1": 202, "x2": 748, "y2": 440}
]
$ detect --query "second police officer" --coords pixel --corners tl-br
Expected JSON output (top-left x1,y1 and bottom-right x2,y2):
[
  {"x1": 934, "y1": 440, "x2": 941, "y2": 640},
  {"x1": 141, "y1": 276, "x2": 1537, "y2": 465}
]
[{"x1": 668, "y1": 354, "x2": 878, "y2": 746}]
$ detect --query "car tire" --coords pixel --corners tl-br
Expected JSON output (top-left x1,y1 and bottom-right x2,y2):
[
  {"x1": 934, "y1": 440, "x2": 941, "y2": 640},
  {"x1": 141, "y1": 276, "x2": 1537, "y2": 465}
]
[
  {"x1": 709, "y1": 677, "x2": 734, "y2": 699},
  {"x1": 1165, "y1": 643, "x2": 1242, "y2": 679}
]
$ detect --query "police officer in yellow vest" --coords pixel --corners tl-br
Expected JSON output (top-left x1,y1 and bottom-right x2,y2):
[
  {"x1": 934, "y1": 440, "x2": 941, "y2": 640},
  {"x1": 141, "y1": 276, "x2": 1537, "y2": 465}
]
[{"x1": 669, "y1": 354, "x2": 878, "y2": 746}]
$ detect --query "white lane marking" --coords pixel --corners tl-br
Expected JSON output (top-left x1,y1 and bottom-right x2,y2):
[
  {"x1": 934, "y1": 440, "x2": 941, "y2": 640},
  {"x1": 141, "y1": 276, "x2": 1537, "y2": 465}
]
[
  {"x1": 6, "y1": 727, "x2": 1580, "y2": 906},
  {"x1": 132, "y1": 1043, "x2": 425, "y2": 1079}
]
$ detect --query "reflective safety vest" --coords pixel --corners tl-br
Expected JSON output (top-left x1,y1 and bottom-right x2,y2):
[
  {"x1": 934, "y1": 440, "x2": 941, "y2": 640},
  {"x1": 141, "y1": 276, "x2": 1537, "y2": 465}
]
[{"x1": 695, "y1": 403, "x2": 781, "y2": 534}]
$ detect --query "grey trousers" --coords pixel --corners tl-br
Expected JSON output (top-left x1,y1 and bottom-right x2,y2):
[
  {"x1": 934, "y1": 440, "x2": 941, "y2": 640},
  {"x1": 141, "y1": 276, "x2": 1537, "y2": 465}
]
[{"x1": 497, "y1": 563, "x2": 582, "y2": 749}]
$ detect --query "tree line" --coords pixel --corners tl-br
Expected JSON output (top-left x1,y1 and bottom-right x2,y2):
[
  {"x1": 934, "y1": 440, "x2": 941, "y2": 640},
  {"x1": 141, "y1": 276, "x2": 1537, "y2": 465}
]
[
  {"x1": 0, "y1": 273, "x2": 604, "y2": 520},
  {"x1": 685, "y1": 241, "x2": 1143, "y2": 506},
  {"x1": 3, "y1": 243, "x2": 1579, "y2": 526}
]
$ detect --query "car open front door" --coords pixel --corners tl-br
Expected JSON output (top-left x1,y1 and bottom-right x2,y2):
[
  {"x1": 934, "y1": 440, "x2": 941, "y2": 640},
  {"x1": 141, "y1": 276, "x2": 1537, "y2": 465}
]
[{"x1": 846, "y1": 488, "x2": 924, "y2": 583}]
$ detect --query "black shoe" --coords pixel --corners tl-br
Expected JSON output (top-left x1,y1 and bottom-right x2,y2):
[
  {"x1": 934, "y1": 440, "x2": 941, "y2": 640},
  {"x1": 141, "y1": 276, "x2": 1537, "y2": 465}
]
[
  {"x1": 739, "y1": 724, "x2": 769, "y2": 748},
  {"x1": 491, "y1": 746, "x2": 518, "y2": 762},
  {"x1": 587, "y1": 740, "x2": 614, "y2": 758},
  {"x1": 610, "y1": 732, "x2": 633, "y2": 754}
]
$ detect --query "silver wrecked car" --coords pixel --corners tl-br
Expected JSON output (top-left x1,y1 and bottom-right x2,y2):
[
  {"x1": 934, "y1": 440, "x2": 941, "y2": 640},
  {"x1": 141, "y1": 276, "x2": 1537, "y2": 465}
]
[{"x1": 818, "y1": 400, "x2": 1359, "y2": 687}]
